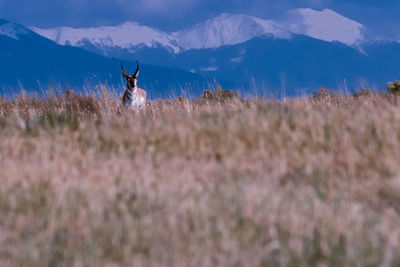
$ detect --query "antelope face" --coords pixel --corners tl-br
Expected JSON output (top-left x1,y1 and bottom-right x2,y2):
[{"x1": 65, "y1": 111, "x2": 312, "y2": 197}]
[{"x1": 126, "y1": 75, "x2": 137, "y2": 89}]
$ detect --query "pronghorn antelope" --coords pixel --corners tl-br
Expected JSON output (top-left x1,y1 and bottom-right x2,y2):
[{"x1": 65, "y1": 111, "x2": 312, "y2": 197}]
[{"x1": 121, "y1": 60, "x2": 146, "y2": 109}]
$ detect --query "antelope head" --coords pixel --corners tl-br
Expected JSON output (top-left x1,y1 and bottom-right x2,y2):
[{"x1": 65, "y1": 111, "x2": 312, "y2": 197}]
[{"x1": 121, "y1": 60, "x2": 140, "y2": 89}]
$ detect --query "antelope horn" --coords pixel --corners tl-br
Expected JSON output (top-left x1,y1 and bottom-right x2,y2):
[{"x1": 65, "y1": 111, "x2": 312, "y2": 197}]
[
  {"x1": 134, "y1": 60, "x2": 139, "y2": 78},
  {"x1": 121, "y1": 63, "x2": 128, "y2": 78}
]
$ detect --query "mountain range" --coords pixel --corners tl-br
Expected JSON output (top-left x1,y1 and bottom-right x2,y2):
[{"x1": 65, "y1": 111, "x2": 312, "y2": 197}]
[
  {"x1": 31, "y1": 9, "x2": 368, "y2": 53},
  {"x1": 0, "y1": 19, "x2": 220, "y2": 98},
  {"x1": 1, "y1": 8, "x2": 399, "y2": 98}
]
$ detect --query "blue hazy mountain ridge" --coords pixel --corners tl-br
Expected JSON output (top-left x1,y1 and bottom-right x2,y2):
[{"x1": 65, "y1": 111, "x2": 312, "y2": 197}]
[
  {"x1": 176, "y1": 36, "x2": 400, "y2": 94},
  {"x1": 96, "y1": 35, "x2": 400, "y2": 96},
  {"x1": 0, "y1": 19, "x2": 227, "y2": 99}
]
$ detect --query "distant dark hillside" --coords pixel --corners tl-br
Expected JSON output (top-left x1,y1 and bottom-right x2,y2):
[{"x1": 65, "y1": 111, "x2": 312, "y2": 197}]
[
  {"x1": 109, "y1": 35, "x2": 400, "y2": 97},
  {"x1": 0, "y1": 19, "x2": 231, "y2": 99}
]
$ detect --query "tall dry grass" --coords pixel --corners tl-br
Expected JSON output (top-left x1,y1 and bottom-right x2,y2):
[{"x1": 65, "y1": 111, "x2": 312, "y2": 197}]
[{"x1": 1, "y1": 89, "x2": 400, "y2": 266}]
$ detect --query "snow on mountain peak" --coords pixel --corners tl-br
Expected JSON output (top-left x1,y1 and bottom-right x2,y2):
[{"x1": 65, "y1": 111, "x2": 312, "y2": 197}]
[
  {"x1": 29, "y1": 9, "x2": 367, "y2": 54},
  {"x1": 30, "y1": 13, "x2": 291, "y2": 53},
  {"x1": 173, "y1": 13, "x2": 290, "y2": 50},
  {"x1": 0, "y1": 22, "x2": 28, "y2": 40},
  {"x1": 283, "y1": 8, "x2": 364, "y2": 45},
  {"x1": 30, "y1": 22, "x2": 181, "y2": 53}
]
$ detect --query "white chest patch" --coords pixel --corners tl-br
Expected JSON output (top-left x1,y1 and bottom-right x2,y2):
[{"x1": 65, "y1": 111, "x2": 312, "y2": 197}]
[{"x1": 124, "y1": 93, "x2": 145, "y2": 109}]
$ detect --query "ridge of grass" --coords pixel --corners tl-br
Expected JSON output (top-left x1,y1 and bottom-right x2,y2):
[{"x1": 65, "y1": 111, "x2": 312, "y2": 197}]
[{"x1": 1, "y1": 89, "x2": 400, "y2": 266}]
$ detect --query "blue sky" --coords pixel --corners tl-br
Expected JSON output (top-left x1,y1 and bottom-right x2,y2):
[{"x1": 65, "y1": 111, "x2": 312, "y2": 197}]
[{"x1": 0, "y1": 0, "x2": 399, "y2": 39}]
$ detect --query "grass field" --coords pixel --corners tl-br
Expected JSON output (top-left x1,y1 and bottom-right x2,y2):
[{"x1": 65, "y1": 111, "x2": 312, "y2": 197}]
[{"x1": 1, "y1": 89, "x2": 400, "y2": 266}]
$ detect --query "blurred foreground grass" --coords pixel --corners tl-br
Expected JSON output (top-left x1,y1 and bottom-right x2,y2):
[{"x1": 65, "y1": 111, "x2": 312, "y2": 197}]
[{"x1": 1, "y1": 90, "x2": 400, "y2": 266}]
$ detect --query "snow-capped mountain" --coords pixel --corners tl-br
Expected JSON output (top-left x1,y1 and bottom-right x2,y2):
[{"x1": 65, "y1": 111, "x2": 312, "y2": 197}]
[
  {"x1": 0, "y1": 21, "x2": 29, "y2": 40},
  {"x1": 172, "y1": 13, "x2": 291, "y2": 50},
  {"x1": 31, "y1": 21, "x2": 181, "y2": 54},
  {"x1": 281, "y1": 8, "x2": 365, "y2": 46},
  {"x1": 30, "y1": 8, "x2": 370, "y2": 54}
]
